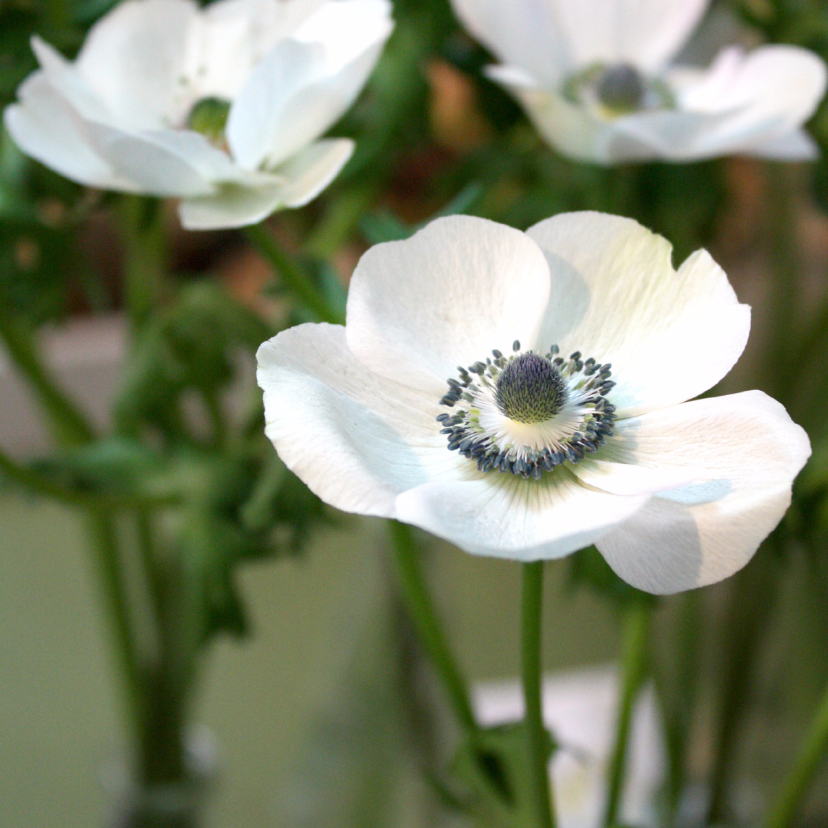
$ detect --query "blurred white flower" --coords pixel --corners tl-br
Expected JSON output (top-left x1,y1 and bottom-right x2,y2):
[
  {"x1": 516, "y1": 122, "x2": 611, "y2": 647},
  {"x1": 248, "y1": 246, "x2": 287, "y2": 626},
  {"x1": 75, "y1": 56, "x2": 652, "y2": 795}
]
[
  {"x1": 257, "y1": 212, "x2": 810, "y2": 593},
  {"x1": 449, "y1": 0, "x2": 827, "y2": 163},
  {"x1": 474, "y1": 666, "x2": 665, "y2": 828},
  {"x1": 4, "y1": 0, "x2": 393, "y2": 229}
]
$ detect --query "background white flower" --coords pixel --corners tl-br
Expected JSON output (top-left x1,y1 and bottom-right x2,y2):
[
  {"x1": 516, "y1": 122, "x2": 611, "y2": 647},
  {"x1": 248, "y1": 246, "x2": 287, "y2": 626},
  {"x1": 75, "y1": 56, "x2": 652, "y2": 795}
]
[
  {"x1": 474, "y1": 666, "x2": 665, "y2": 828},
  {"x1": 3, "y1": 0, "x2": 393, "y2": 229},
  {"x1": 449, "y1": 0, "x2": 827, "y2": 163},
  {"x1": 257, "y1": 213, "x2": 811, "y2": 594}
]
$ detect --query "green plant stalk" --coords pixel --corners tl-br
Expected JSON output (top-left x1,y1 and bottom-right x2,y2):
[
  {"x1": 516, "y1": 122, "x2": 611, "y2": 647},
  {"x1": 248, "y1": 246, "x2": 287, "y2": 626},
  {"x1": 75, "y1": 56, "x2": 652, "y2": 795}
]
[
  {"x1": 245, "y1": 224, "x2": 344, "y2": 325},
  {"x1": 603, "y1": 600, "x2": 652, "y2": 827},
  {"x1": 389, "y1": 521, "x2": 477, "y2": 734},
  {"x1": 706, "y1": 549, "x2": 779, "y2": 823},
  {"x1": 521, "y1": 561, "x2": 555, "y2": 828},
  {"x1": 119, "y1": 196, "x2": 168, "y2": 336},
  {"x1": 0, "y1": 308, "x2": 94, "y2": 446},
  {"x1": 764, "y1": 679, "x2": 828, "y2": 828}
]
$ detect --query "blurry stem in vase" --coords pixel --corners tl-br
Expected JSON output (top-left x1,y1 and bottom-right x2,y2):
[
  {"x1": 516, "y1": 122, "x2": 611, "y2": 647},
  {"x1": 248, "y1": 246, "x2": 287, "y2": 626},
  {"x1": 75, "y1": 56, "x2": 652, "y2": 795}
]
[
  {"x1": 119, "y1": 195, "x2": 169, "y2": 338},
  {"x1": 764, "y1": 678, "x2": 828, "y2": 828},
  {"x1": 603, "y1": 599, "x2": 652, "y2": 828},
  {"x1": 521, "y1": 561, "x2": 556, "y2": 828},
  {"x1": 244, "y1": 223, "x2": 344, "y2": 326}
]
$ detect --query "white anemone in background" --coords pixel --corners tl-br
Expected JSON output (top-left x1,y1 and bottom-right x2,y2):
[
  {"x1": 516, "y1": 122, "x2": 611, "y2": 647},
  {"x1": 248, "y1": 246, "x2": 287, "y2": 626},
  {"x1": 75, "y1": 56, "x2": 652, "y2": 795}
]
[
  {"x1": 3, "y1": 0, "x2": 393, "y2": 229},
  {"x1": 449, "y1": 0, "x2": 827, "y2": 163},
  {"x1": 474, "y1": 666, "x2": 664, "y2": 827},
  {"x1": 257, "y1": 213, "x2": 810, "y2": 594}
]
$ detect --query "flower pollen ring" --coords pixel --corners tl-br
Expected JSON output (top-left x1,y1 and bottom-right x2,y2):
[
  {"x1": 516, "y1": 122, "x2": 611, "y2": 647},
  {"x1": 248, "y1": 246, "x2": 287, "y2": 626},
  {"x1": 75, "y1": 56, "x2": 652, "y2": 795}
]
[{"x1": 437, "y1": 341, "x2": 617, "y2": 479}]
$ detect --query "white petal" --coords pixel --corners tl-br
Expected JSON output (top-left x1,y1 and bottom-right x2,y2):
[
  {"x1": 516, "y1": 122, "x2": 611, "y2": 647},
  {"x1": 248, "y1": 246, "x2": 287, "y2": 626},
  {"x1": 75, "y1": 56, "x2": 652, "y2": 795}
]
[
  {"x1": 178, "y1": 139, "x2": 352, "y2": 228},
  {"x1": 228, "y1": 2, "x2": 391, "y2": 170},
  {"x1": 526, "y1": 212, "x2": 750, "y2": 417},
  {"x1": 257, "y1": 323, "x2": 465, "y2": 517},
  {"x1": 346, "y1": 215, "x2": 552, "y2": 395},
  {"x1": 543, "y1": 0, "x2": 709, "y2": 72},
  {"x1": 3, "y1": 74, "x2": 135, "y2": 191},
  {"x1": 226, "y1": 38, "x2": 327, "y2": 170},
  {"x1": 395, "y1": 470, "x2": 649, "y2": 561},
  {"x1": 670, "y1": 45, "x2": 827, "y2": 159},
  {"x1": 84, "y1": 123, "x2": 215, "y2": 196},
  {"x1": 273, "y1": 138, "x2": 353, "y2": 207},
  {"x1": 450, "y1": 0, "x2": 572, "y2": 86},
  {"x1": 595, "y1": 391, "x2": 811, "y2": 594},
  {"x1": 178, "y1": 178, "x2": 284, "y2": 230},
  {"x1": 75, "y1": 0, "x2": 198, "y2": 130},
  {"x1": 30, "y1": 37, "x2": 110, "y2": 122},
  {"x1": 746, "y1": 128, "x2": 820, "y2": 160}
]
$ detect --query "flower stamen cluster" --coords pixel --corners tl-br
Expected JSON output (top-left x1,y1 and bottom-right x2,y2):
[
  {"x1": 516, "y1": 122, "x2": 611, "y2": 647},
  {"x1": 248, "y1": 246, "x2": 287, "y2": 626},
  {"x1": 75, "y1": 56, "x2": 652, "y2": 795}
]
[{"x1": 437, "y1": 341, "x2": 616, "y2": 479}]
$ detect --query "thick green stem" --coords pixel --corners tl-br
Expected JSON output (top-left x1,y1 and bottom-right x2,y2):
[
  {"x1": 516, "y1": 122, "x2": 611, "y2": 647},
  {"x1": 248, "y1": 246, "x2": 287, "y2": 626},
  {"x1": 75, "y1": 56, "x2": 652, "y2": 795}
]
[
  {"x1": 603, "y1": 600, "x2": 652, "y2": 827},
  {"x1": 0, "y1": 309, "x2": 94, "y2": 446},
  {"x1": 764, "y1": 680, "x2": 828, "y2": 828},
  {"x1": 119, "y1": 196, "x2": 168, "y2": 337},
  {"x1": 244, "y1": 224, "x2": 344, "y2": 325},
  {"x1": 706, "y1": 550, "x2": 779, "y2": 823},
  {"x1": 389, "y1": 521, "x2": 476, "y2": 734},
  {"x1": 86, "y1": 510, "x2": 144, "y2": 742},
  {"x1": 521, "y1": 561, "x2": 555, "y2": 828}
]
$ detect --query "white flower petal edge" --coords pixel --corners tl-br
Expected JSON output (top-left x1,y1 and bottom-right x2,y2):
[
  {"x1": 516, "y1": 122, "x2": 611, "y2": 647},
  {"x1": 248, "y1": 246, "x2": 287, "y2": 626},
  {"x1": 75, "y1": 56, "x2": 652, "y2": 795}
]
[
  {"x1": 474, "y1": 667, "x2": 665, "y2": 828},
  {"x1": 594, "y1": 391, "x2": 811, "y2": 594},
  {"x1": 395, "y1": 474, "x2": 650, "y2": 561},
  {"x1": 527, "y1": 212, "x2": 750, "y2": 417},
  {"x1": 346, "y1": 215, "x2": 552, "y2": 395},
  {"x1": 179, "y1": 138, "x2": 353, "y2": 230}
]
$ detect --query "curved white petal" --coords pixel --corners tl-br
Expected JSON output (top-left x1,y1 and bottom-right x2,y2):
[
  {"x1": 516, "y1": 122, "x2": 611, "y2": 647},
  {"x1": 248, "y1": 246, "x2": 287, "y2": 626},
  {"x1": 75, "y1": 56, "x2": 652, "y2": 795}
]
[
  {"x1": 84, "y1": 123, "x2": 216, "y2": 196},
  {"x1": 450, "y1": 0, "x2": 572, "y2": 86},
  {"x1": 30, "y1": 37, "x2": 111, "y2": 122},
  {"x1": 178, "y1": 138, "x2": 352, "y2": 229},
  {"x1": 257, "y1": 323, "x2": 465, "y2": 517},
  {"x1": 595, "y1": 391, "x2": 811, "y2": 594},
  {"x1": 746, "y1": 128, "x2": 820, "y2": 160},
  {"x1": 526, "y1": 212, "x2": 750, "y2": 417},
  {"x1": 3, "y1": 74, "x2": 135, "y2": 191},
  {"x1": 395, "y1": 470, "x2": 649, "y2": 561},
  {"x1": 228, "y1": 1, "x2": 391, "y2": 170},
  {"x1": 75, "y1": 0, "x2": 198, "y2": 130},
  {"x1": 545, "y1": 0, "x2": 709, "y2": 73},
  {"x1": 226, "y1": 38, "x2": 327, "y2": 170},
  {"x1": 346, "y1": 215, "x2": 552, "y2": 395},
  {"x1": 274, "y1": 138, "x2": 354, "y2": 207}
]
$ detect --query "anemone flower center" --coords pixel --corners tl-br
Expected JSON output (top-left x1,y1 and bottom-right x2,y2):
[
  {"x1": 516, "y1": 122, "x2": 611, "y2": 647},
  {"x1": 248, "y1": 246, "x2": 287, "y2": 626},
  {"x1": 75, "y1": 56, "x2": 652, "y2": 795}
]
[
  {"x1": 563, "y1": 62, "x2": 675, "y2": 117},
  {"x1": 596, "y1": 63, "x2": 645, "y2": 111},
  {"x1": 437, "y1": 341, "x2": 617, "y2": 479},
  {"x1": 186, "y1": 96, "x2": 231, "y2": 145}
]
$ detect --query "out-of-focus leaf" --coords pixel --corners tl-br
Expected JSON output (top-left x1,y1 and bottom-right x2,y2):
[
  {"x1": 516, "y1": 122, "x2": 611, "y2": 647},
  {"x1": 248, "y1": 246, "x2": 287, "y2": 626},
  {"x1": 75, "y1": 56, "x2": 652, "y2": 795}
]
[{"x1": 568, "y1": 546, "x2": 658, "y2": 609}]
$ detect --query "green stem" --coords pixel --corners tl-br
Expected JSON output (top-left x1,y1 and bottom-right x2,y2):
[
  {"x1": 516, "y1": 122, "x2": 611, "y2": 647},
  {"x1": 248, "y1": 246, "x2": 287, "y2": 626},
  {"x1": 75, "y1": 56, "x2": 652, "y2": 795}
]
[
  {"x1": 521, "y1": 561, "x2": 555, "y2": 828},
  {"x1": 0, "y1": 445, "x2": 180, "y2": 511},
  {"x1": 764, "y1": 164, "x2": 801, "y2": 402},
  {"x1": 0, "y1": 309, "x2": 94, "y2": 446},
  {"x1": 603, "y1": 600, "x2": 652, "y2": 827},
  {"x1": 389, "y1": 521, "x2": 476, "y2": 734},
  {"x1": 119, "y1": 196, "x2": 168, "y2": 337},
  {"x1": 86, "y1": 510, "x2": 144, "y2": 742},
  {"x1": 244, "y1": 224, "x2": 344, "y2": 325},
  {"x1": 765, "y1": 680, "x2": 828, "y2": 828},
  {"x1": 706, "y1": 549, "x2": 779, "y2": 823}
]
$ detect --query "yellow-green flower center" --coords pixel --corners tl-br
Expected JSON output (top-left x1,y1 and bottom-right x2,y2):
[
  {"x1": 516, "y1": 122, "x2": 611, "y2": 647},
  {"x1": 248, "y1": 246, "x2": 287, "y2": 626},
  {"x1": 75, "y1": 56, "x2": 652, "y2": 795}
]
[{"x1": 187, "y1": 96, "x2": 231, "y2": 145}]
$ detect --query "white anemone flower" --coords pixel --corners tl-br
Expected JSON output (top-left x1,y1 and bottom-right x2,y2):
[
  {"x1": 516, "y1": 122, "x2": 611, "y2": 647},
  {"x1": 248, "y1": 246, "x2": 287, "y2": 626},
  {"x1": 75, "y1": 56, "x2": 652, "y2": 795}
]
[
  {"x1": 474, "y1": 666, "x2": 664, "y2": 828},
  {"x1": 3, "y1": 0, "x2": 393, "y2": 229},
  {"x1": 449, "y1": 0, "x2": 827, "y2": 163},
  {"x1": 256, "y1": 212, "x2": 810, "y2": 594}
]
